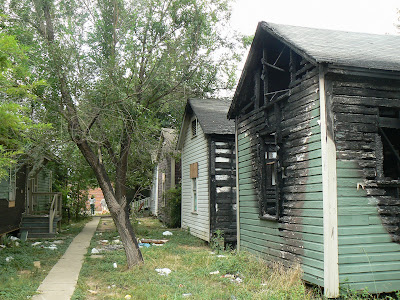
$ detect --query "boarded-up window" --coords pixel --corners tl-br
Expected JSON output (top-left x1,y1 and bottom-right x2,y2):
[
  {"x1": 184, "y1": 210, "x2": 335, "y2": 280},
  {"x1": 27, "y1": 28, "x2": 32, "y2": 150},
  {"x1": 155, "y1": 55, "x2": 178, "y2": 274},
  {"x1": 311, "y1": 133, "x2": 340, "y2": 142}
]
[
  {"x1": 190, "y1": 162, "x2": 198, "y2": 178},
  {"x1": 190, "y1": 162, "x2": 198, "y2": 212}
]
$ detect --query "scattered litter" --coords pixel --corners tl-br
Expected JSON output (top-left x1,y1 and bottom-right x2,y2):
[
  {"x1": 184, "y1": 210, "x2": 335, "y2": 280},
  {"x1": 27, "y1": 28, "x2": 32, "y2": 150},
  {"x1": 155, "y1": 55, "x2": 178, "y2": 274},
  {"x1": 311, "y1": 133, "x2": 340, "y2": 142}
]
[
  {"x1": 14, "y1": 242, "x2": 19, "y2": 247},
  {"x1": 34, "y1": 261, "x2": 41, "y2": 268},
  {"x1": 155, "y1": 268, "x2": 171, "y2": 276},
  {"x1": 178, "y1": 284, "x2": 184, "y2": 288},
  {"x1": 88, "y1": 290, "x2": 98, "y2": 295},
  {"x1": 5, "y1": 256, "x2": 13, "y2": 262},
  {"x1": 152, "y1": 243, "x2": 164, "y2": 247},
  {"x1": 108, "y1": 284, "x2": 116, "y2": 289},
  {"x1": 124, "y1": 295, "x2": 132, "y2": 299},
  {"x1": 9, "y1": 236, "x2": 19, "y2": 241},
  {"x1": 138, "y1": 243, "x2": 151, "y2": 248},
  {"x1": 113, "y1": 262, "x2": 118, "y2": 268},
  {"x1": 221, "y1": 273, "x2": 243, "y2": 284},
  {"x1": 53, "y1": 240, "x2": 64, "y2": 244},
  {"x1": 162, "y1": 231, "x2": 173, "y2": 236},
  {"x1": 140, "y1": 239, "x2": 168, "y2": 244},
  {"x1": 91, "y1": 248, "x2": 100, "y2": 254},
  {"x1": 217, "y1": 255, "x2": 226, "y2": 258},
  {"x1": 32, "y1": 242, "x2": 42, "y2": 247},
  {"x1": 182, "y1": 293, "x2": 192, "y2": 297},
  {"x1": 209, "y1": 251, "x2": 215, "y2": 255},
  {"x1": 261, "y1": 283, "x2": 268, "y2": 286},
  {"x1": 100, "y1": 240, "x2": 109, "y2": 244},
  {"x1": 209, "y1": 271, "x2": 220, "y2": 275},
  {"x1": 235, "y1": 277, "x2": 243, "y2": 284},
  {"x1": 0, "y1": 245, "x2": 5, "y2": 249},
  {"x1": 44, "y1": 245, "x2": 57, "y2": 250},
  {"x1": 138, "y1": 221, "x2": 142, "y2": 224}
]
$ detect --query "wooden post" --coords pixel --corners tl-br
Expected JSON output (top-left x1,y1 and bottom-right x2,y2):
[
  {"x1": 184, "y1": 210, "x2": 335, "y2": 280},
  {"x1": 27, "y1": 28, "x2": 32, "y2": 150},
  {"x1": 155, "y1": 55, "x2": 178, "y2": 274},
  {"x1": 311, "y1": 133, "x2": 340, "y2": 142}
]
[{"x1": 319, "y1": 64, "x2": 339, "y2": 298}]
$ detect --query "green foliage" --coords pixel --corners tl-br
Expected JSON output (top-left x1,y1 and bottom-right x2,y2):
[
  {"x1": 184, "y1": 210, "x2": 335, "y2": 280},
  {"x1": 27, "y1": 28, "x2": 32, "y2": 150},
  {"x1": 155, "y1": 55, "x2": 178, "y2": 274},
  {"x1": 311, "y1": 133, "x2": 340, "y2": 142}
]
[
  {"x1": 211, "y1": 229, "x2": 224, "y2": 254},
  {"x1": 160, "y1": 186, "x2": 182, "y2": 228}
]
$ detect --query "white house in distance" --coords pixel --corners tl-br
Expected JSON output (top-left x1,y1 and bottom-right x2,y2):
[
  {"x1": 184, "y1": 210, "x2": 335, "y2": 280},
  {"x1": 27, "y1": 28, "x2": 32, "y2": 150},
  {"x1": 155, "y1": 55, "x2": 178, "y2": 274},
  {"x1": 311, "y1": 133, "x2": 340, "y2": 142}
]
[{"x1": 177, "y1": 98, "x2": 237, "y2": 243}]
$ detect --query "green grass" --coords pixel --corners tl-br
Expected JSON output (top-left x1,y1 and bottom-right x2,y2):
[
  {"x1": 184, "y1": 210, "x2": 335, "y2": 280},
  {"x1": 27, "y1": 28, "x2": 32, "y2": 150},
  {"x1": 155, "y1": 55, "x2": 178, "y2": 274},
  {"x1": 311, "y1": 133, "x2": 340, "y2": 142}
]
[
  {"x1": 0, "y1": 218, "x2": 90, "y2": 300},
  {"x1": 72, "y1": 217, "x2": 318, "y2": 300}
]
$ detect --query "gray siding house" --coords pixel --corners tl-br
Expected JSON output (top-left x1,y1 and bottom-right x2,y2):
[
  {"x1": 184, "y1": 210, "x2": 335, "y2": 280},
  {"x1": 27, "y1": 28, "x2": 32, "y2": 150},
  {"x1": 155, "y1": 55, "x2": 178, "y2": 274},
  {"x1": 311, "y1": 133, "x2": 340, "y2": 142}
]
[
  {"x1": 177, "y1": 99, "x2": 237, "y2": 243},
  {"x1": 150, "y1": 128, "x2": 181, "y2": 223},
  {"x1": 228, "y1": 22, "x2": 400, "y2": 297}
]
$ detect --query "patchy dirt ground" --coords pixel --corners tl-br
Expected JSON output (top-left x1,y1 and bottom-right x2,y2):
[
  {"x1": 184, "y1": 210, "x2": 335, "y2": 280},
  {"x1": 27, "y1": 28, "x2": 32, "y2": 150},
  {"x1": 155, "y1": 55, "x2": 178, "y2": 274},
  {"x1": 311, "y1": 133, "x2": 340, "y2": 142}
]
[{"x1": 96, "y1": 217, "x2": 116, "y2": 232}]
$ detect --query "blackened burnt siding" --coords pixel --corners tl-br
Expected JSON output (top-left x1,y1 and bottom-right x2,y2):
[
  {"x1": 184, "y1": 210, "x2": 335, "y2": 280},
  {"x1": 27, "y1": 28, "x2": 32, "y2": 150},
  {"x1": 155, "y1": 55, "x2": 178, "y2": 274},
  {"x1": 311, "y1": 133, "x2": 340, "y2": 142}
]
[
  {"x1": 237, "y1": 69, "x2": 324, "y2": 286},
  {"x1": 331, "y1": 75, "x2": 400, "y2": 293},
  {"x1": 210, "y1": 137, "x2": 236, "y2": 242}
]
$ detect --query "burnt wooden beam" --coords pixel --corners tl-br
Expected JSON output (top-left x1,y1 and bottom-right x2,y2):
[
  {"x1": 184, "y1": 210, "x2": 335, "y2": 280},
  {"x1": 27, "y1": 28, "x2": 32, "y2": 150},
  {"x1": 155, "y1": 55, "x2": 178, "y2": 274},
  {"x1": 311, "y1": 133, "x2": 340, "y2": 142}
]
[{"x1": 261, "y1": 58, "x2": 285, "y2": 72}]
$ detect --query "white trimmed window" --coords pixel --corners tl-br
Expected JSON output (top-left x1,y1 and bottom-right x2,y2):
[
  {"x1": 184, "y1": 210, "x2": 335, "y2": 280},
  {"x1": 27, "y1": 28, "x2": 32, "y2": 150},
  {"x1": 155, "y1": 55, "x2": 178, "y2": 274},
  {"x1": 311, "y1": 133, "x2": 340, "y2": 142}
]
[{"x1": 190, "y1": 162, "x2": 198, "y2": 212}]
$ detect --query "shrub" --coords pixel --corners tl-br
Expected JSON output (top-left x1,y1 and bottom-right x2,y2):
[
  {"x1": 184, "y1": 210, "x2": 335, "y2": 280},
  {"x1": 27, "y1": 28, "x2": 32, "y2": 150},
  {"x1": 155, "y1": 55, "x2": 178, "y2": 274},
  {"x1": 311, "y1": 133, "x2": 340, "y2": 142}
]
[{"x1": 160, "y1": 186, "x2": 181, "y2": 228}]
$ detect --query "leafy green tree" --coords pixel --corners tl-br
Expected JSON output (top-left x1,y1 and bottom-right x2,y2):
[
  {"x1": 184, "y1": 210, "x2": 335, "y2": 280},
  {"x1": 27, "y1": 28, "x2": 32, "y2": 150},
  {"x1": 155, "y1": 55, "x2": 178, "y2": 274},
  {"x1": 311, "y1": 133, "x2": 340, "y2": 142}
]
[
  {"x1": 5, "y1": 0, "x2": 240, "y2": 267},
  {"x1": 0, "y1": 28, "x2": 48, "y2": 178}
]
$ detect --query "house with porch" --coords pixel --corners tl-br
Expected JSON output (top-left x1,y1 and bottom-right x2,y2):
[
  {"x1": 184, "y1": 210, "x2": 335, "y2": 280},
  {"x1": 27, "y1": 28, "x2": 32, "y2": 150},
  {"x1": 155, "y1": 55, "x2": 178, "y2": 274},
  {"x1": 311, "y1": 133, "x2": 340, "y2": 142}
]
[
  {"x1": 228, "y1": 22, "x2": 400, "y2": 297},
  {"x1": 0, "y1": 157, "x2": 61, "y2": 238}
]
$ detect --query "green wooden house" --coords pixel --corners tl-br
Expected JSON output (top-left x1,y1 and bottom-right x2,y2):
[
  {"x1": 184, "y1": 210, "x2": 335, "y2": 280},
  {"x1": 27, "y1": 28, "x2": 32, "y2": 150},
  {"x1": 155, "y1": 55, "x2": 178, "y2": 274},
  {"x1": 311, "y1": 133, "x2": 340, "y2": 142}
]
[
  {"x1": 177, "y1": 99, "x2": 237, "y2": 243},
  {"x1": 228, "y1": 22, "x2": 400, "y2": 297},
  {"x1": 0, "y1": 157, "x2": 62, "y2": 238}
]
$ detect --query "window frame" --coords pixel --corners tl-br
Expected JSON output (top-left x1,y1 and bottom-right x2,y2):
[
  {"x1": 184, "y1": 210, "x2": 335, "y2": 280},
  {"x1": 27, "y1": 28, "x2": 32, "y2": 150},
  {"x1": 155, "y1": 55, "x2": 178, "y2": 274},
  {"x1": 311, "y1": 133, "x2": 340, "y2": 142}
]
[
  {"x1": 257, "y1": 132, "x2": 281, "y2": 220},
  {"x1": 191, "y1": 118, "x2": 198, "y2": 138},
  {"x1": 190, "y1": 162, "x2": 198, "y2": 213}
]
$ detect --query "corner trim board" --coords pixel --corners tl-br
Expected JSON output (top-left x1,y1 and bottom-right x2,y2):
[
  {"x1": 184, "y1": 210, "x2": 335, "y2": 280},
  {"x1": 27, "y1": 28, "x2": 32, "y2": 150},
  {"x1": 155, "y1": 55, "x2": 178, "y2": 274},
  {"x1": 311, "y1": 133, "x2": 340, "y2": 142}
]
[{"x1": 319, "y1": 64, "x2": 339, "y2": 298}]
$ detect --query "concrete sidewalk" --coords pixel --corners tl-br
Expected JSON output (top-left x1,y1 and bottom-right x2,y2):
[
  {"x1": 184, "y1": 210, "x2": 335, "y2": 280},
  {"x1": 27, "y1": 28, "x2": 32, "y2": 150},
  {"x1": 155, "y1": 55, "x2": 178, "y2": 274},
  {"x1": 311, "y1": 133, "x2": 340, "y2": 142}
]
[{"x1": 32, "y1": 217, "x2": 101, "y2": 300}]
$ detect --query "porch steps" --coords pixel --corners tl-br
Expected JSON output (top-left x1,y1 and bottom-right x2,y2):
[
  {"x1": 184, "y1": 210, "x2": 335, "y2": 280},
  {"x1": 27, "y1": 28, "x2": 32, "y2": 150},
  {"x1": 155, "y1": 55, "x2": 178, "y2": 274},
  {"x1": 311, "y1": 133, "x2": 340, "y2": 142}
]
[{"x1": 20, "y1": 215, "x2": 61, "y2": 238}]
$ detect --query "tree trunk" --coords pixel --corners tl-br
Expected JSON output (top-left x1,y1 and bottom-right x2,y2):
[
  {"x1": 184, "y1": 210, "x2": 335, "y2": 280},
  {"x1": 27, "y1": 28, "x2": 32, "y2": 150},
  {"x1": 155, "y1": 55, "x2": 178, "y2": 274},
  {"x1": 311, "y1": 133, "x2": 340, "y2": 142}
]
[{"x1": 110, "y1": 200, "x2": 143, "y2": 266}]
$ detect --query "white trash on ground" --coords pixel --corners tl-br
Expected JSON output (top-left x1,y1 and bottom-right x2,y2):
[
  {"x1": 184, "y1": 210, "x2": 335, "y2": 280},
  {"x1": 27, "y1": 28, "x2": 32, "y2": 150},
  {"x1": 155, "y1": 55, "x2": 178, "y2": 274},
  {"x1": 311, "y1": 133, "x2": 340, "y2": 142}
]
[
  {"x1": 91, "y1": 248, "x2": 100, "y2": 254},
  {"x1": 5, "y1": 256, "x2": 14, "y2": 262},
  {"x1": 31, "y1": 242, "x2": 42, "y2": 247},
  {"x1": 209, "y1": 271, "x2": 220, "y2": 275},
  {"x1": 155, "y1": 268, "x2": 171, "y2": 276},
  {"x1": 113, "y1": 262, "x2": 118, "y2": 268},
  {"x1": 162, "y1": 231, "x2": 173, "y2": 236}
]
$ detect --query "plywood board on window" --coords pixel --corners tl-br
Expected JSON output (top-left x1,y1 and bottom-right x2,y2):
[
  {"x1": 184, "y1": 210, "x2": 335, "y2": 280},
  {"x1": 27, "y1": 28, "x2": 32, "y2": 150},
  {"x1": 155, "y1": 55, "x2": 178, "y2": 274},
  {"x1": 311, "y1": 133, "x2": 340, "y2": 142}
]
[{"x1": 190, "y1": 162, "x2": 198, "y2": 178}]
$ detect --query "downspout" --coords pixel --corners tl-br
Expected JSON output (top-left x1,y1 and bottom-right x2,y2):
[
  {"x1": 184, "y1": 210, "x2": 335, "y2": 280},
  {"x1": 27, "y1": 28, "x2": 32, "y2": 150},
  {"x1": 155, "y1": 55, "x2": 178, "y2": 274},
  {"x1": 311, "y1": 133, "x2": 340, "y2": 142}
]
[
  {"x1": 235, "y1": 117, "x2": 241, "y2": 251},
  {"x1": 319, "y1": 64, "x2": 339, "y2": 298}
]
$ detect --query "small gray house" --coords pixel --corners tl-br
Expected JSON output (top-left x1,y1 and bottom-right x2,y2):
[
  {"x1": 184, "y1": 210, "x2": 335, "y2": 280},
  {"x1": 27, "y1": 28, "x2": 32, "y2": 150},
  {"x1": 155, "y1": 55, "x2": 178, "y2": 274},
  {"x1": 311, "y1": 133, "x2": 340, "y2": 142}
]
[
  {"x1": 177, "y1": 98, "x2": 236, "y2": 243},
  {"x1": 150, "y1": 128, "x2": 181, "y2": 224},
  {"x1": 228, "y1": 22, "x2": 400, "y2": 297}
]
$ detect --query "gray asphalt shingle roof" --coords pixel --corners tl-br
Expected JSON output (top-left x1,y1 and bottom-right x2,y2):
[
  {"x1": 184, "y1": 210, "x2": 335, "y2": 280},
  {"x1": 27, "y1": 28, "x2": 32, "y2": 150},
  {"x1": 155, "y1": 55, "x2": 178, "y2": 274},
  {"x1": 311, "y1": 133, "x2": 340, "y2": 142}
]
[
  {"x1": 262, "y1": 22, "x2": 400, "y2": 72},
  {"x1": 189, "y1": 98, "x2": 235, "y2": 135}
]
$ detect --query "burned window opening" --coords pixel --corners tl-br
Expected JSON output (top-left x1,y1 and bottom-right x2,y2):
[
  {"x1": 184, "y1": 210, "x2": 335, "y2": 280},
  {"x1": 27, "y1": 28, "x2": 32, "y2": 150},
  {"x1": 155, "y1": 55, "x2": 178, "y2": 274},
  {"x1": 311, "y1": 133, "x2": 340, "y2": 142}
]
[
  {"x1": 378, "y1": 107, "x2": 400, "y2": 181},
  {"x1": 257, "y1": 132, "x2": 281, "y2": 220},
  {"x1": 379, "y1": 127, "x2": 400, "y2": 180}
]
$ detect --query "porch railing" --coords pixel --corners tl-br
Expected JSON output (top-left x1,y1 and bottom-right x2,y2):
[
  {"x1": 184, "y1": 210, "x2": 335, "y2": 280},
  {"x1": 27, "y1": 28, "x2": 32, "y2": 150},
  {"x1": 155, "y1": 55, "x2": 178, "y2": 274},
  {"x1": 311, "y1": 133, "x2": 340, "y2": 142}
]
[{"x1": 31, "y1": 192, "x2": 62, "y2": 233}]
